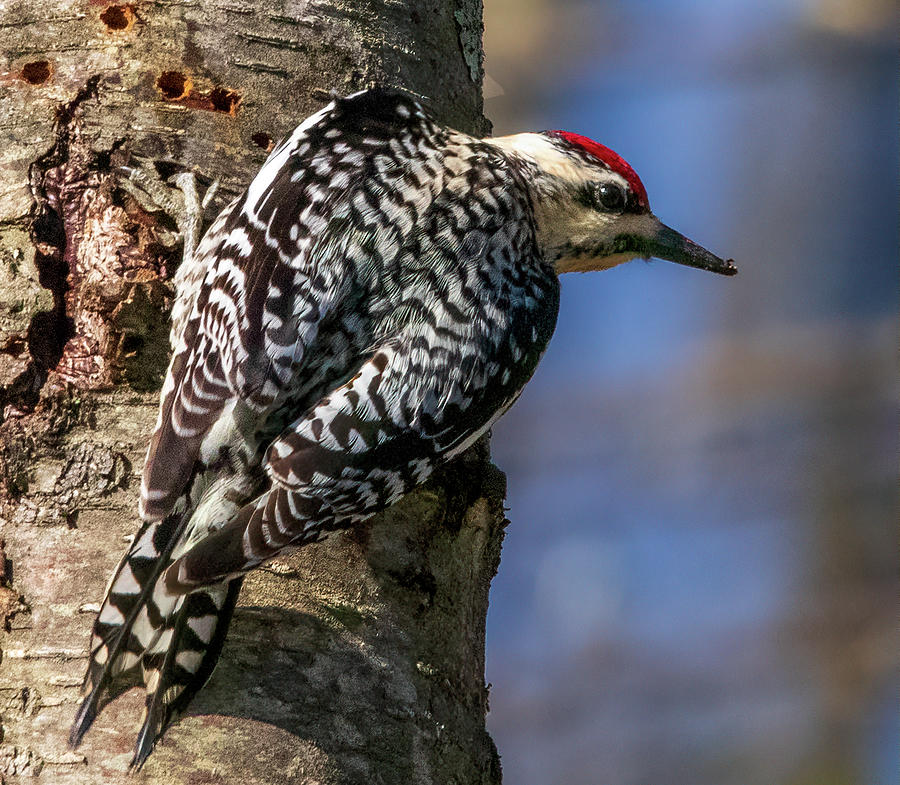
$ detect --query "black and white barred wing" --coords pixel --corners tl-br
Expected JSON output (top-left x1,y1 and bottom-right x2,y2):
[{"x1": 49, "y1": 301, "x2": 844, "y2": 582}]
[
  {"x1": 140, "y1": 87, "x2": 444, "y2": 522},
  {"x1": 73, "y1": 95, "x2": 381, "y2": 759},
  {"x1": 141, "y1": 120, "x2": 348, "y2": 522},
  {"x1": 79, "y1": 101, "x2": 350, "y2": 676},
  {"x1": 162, "y1": 251, "x2": 560, "y2": 592}
]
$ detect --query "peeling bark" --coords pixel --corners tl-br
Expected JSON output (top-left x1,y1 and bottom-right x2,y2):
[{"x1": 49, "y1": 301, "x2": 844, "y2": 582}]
[{"x1": 0, "y1": 1, "x2": 504, "y2": 782}]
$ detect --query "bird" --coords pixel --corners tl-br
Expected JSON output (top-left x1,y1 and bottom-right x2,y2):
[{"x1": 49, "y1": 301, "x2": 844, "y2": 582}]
[{"x1": 69, "y1": 86, "x2": 736, "y2": 767}]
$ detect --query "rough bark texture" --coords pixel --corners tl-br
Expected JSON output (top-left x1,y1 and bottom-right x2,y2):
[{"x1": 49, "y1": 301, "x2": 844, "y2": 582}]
[{"x1": 0, "y1": 1, "x2": 505, "y2": 783}]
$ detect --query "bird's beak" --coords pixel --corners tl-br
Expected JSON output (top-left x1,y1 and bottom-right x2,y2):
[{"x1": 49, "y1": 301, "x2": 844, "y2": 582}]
[{"x1": 639, "y1": 214, "x2": 737, "y2": 276}]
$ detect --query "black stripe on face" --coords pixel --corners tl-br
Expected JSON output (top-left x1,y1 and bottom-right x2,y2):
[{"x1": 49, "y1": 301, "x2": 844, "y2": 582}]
[
  {"x1": 610, "y1": 233, "x2": 650, "y2": 255},
  {"x1": 561, "y1": 233, "x2": 649, "y2": 260}
]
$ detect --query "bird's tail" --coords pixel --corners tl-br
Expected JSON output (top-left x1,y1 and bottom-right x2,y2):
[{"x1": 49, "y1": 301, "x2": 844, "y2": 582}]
[
  {"x1": 70, "y1": 511, "x2": 243, "y2": 768},
  {"x1": 129, "y1": 577, "x2": 242, "y2": 767}
]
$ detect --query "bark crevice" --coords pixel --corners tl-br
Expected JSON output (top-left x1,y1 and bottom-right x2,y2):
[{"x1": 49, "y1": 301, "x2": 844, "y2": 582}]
[{"x1": 25, "y1": 76, "x2": 103, "y2": 387}]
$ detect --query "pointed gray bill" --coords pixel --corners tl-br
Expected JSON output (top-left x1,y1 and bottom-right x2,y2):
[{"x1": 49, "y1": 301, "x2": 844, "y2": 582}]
[{"x1": 640, "y1": 215, "x2": 737, "y2": 276}]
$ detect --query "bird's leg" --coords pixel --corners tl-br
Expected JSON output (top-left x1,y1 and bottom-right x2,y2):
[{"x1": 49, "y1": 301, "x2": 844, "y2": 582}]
[
  {"x1": 171, "y1": 171, "x2": 219, "y2": 266},
  {"x1": 116, "y1": 166, "x2": 219, "y2": 267}
]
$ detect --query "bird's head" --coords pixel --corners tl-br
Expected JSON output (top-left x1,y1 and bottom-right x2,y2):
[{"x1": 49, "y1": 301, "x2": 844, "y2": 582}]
[{"x1": 487, "y1": 130, "x2": 737, "y2": 277}]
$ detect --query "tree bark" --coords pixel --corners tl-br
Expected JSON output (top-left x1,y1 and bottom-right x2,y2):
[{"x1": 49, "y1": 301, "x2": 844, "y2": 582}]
[{"x1": 0, "y1": 2, "x2": 504, "y2": 783}]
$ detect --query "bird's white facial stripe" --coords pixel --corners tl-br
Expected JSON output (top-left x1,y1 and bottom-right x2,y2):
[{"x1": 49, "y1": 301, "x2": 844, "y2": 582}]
[{"x1": 485, "y1": 133, "x2": 630, "y2": 193}]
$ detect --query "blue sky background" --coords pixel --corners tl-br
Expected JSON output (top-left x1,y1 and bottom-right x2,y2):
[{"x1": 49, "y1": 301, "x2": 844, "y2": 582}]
[{"x1": 482, "y1": 1, "x2": 897, "y2": 782}]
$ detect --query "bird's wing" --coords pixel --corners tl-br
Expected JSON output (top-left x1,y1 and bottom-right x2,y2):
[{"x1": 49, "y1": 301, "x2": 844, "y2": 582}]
[
  {"x1": 161, "y1": 240, "x2": 561, "y2": 592},
  {"x1": 139, "y1": 94, "x2": 394, "y2": 521},
  {"x1": 139, "y1": 87, "x2": 452, "y2": 522}
]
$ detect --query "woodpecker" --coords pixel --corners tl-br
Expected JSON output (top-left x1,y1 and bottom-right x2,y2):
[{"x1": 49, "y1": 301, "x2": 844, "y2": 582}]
[{"x1": 70, "y1": 87, "x2": 736, "y2": 766}]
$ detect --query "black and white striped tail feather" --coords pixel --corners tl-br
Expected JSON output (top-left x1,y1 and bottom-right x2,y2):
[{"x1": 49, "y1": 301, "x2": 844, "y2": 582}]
[
  {"x1": 72, "y1": 495, "x2": 249, "y2": 766},
  {"x1": 70, "y1": 512, "x2": 190, "y2": 749},
  {"x1": 131, "y1": 578, "x2": 243, "y2": 768}
]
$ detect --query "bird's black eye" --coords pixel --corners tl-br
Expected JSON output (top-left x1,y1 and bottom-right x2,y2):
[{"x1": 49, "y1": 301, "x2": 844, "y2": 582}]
[{"x1": 595, "y1": 183, "x2": 626, "y2": 212}]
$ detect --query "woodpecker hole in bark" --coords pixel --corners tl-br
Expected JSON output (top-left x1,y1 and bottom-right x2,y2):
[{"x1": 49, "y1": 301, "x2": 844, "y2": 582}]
[
  {"x1": 100, "y1": 5, "x2": 135, "y2": 32},
  {"x1": 157, "y1": 71, "x2": 191, "y2": 100},
  {"x1": 157, "y1": 76, "x2": 240, "y2": 115},
  {"x1": 251, "y1": 132, "x2": 273, "y2": 151},
  {"x1": 21, "y1": 61, "x2": 52, "y2": 85},
  {"x1": 121, "y1": 334, "x2": 144, "y2": 356},
  {"x1": 209, "y1": 87, "x2": 240, "y2": 115}
]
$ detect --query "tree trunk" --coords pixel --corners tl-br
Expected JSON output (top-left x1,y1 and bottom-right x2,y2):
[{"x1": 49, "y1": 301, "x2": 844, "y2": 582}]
[{"x1": 0, "y1": 2, "x2": 504, "y2": 783}]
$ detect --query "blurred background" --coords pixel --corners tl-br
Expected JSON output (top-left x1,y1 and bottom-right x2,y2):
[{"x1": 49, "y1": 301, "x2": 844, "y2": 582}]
[{"x1": 480, "y1": 1, "x2": 897, "y2": 783}]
